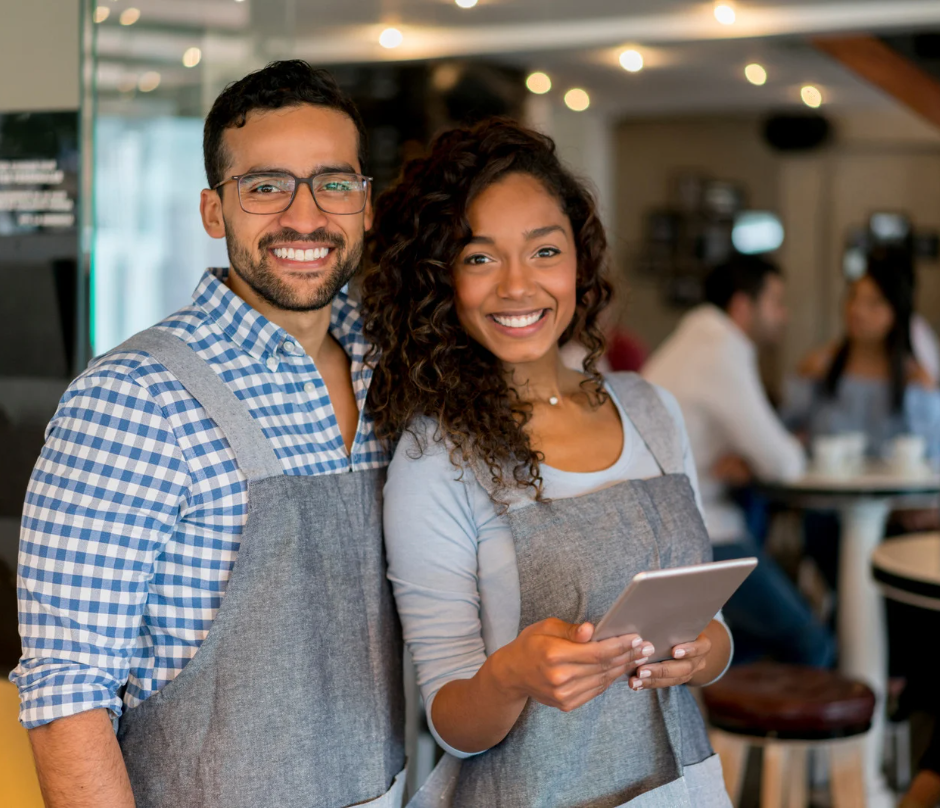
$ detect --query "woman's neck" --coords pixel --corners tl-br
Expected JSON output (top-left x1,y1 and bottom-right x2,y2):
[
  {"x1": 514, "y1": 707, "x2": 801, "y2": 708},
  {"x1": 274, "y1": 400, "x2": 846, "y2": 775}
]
[
  {"x1": 845, "y1": 339, "x2": 891, "y2": 379},
  {"x1": 504, "y1": 351, "x2": 583, "y2": 405}
]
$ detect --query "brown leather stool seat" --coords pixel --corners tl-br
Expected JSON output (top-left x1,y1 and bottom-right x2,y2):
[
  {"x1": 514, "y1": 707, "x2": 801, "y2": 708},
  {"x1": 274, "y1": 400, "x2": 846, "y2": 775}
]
[{"x1": 703, "y1": 661, "x2": 876, "y2": 740}]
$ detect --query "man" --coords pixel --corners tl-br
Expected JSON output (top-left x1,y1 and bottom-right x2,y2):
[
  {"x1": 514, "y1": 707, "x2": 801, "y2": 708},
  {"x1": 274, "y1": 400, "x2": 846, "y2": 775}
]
[
  {"x1": 644, "y1": 255, "x2": 834, "y2": 667},
  {"x1": 11, "y1": 61, "x2": 405, "y2": 808}
]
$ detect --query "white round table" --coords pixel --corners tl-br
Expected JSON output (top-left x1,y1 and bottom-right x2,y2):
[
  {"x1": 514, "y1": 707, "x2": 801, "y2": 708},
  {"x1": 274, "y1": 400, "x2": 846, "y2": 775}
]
[
  {"x1": 762, "y1": 468, "x2": 940, "y2": 808},
  {"x1": 872, "y1": 532, "x2": 940, "y2": 612}
]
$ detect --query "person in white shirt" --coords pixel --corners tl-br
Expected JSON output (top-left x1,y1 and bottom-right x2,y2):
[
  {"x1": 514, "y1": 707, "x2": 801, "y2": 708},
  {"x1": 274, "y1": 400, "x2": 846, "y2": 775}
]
[{"x1": 644, "y1": 256, "x2": 834, "y2": 667}]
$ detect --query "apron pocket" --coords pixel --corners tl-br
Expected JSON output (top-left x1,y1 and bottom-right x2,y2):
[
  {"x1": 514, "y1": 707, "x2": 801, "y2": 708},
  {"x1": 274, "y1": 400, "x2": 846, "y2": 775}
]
[
  {"x1": 614, "y1": 753, "x2": 730, "y2": 808},
  {"x1": 354, "y1": 766, "x2": 408, "y2": 808},
  {"x1": 406, "y1": 754, "x2": 461, "y2": 808}
]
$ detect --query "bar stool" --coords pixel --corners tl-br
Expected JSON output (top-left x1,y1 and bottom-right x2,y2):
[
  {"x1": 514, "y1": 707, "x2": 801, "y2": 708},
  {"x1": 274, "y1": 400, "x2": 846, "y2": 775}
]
[{"x1": 702, "y1": 662, "x2": 876, "y2": 808}]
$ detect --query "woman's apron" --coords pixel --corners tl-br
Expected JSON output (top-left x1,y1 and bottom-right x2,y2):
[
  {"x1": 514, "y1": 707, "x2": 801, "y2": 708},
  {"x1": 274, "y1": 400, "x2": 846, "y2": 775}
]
[
  {"x1": 409, "y1": 373, "x2": 730, "y2": 808},
  {"x1": 114, "y1": 329, "x2": 407, "y2": 808}
]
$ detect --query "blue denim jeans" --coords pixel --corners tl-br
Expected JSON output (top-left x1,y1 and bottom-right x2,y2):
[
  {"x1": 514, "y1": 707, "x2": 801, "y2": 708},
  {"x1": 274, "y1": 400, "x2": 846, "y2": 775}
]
[{"x1": 712, "y1": 537, "x2": 836, "y2": 668}]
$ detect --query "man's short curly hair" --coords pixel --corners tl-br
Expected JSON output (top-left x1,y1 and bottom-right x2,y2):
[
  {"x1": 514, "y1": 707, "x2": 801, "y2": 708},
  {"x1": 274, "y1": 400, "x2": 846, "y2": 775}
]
[
  {"x1": 203, "y1": 60, "x2": 368, "y2": 189},
  {"x1": 361, "y1": 118, "x2": 613, "y2": 504}
]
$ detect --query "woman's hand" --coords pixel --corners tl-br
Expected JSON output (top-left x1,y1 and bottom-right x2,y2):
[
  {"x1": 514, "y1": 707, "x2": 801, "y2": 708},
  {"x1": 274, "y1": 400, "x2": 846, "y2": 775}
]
[
  {"x1": 492, "y1": 618, "x2": 652, "y2": 713},
  {"x1": 627, "y1": 619, "x2": 731, "y2": 691}
]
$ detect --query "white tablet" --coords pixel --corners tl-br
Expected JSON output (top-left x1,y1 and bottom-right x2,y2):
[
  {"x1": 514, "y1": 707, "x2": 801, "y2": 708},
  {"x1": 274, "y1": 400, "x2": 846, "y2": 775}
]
[{"x1": 593, "y1": 558, "x2": 758, "y2": 662}]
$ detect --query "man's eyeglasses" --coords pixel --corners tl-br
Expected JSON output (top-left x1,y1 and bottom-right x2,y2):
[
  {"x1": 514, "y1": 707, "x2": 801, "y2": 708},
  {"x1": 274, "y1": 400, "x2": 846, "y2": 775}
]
[{"x1": 213, "y1": 171, "x2": 372, "y2": 216}]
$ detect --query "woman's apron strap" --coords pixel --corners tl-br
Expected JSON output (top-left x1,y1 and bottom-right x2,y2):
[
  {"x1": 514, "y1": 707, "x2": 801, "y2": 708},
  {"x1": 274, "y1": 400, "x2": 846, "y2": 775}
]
[
  {"x1": 115, "y1": 328, "x2": 283, "y2": 482},
  {"x1": 604, "y1": 373, "x2": 685, "y2": 477}
]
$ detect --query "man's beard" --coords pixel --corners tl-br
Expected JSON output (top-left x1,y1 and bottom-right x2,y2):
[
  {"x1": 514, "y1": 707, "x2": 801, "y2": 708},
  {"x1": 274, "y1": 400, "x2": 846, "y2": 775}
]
[{"x1": 224, "y1": 223, "x2": 362, "y2": 312}]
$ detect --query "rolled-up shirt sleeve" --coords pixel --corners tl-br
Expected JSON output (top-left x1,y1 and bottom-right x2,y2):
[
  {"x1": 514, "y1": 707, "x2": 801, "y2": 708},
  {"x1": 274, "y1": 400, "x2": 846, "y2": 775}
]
[{"x1": 11, "y1": 366, "x2": 189, "y2": 729}]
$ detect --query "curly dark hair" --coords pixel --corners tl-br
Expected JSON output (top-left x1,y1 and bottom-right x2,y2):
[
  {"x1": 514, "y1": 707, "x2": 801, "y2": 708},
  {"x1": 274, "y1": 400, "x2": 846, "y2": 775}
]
[
  {"x1": 361, "y1": 118, "x2": 613, "y2": 503},
  {"x1": 203, "y1": 60, "x2": 368, "y2": 189}
]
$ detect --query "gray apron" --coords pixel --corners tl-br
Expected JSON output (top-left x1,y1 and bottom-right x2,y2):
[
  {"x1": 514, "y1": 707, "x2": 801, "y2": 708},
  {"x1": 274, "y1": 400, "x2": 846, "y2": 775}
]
[
  {"x1": 409, "y1": 374, "x2": 730, "y2": 808},
  {"x1": 114, "y1": 329, "x2": 406, "y2": 808}
]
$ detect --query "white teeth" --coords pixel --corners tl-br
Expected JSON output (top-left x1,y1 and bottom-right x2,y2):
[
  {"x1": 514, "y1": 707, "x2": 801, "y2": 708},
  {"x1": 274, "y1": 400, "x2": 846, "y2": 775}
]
[
  {"x1": 492, "y1": 311, "x2": 544, "y2": 328},
  {"x1": 273, "y1": 246, "x2": 331, "y2": 261}
]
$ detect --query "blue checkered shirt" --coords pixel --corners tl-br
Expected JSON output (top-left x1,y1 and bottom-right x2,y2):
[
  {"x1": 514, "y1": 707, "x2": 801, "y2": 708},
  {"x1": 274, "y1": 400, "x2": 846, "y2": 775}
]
[{"x1": 11, "y1": 268, "x2": 387, "y2": 729}]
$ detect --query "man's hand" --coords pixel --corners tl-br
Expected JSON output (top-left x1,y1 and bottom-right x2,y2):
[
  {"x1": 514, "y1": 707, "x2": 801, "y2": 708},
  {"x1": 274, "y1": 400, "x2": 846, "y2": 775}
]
[{"x1": 711, "y1": 454, "x2": 753, "y2": 487}]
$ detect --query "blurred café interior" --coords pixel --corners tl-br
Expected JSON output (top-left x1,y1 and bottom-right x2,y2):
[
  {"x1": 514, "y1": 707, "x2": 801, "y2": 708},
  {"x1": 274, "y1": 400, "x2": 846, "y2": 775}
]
[{"x1": 2, "y1": 1, "x2": 940, "y2": 806}]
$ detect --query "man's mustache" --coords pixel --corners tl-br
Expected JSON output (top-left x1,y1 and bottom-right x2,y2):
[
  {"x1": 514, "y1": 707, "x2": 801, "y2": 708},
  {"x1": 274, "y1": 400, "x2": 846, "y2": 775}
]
[{"x1": 258, "y1": 228, "x2": 346, "y2": 251}]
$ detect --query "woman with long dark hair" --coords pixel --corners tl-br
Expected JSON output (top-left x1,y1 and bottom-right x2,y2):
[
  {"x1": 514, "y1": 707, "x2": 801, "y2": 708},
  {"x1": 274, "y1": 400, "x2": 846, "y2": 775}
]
[
  {"x1": 786, "y1": 249, "x2": 940, "y2": 457},
  {"x1": 361, "y1": 119, "x2": 732, "y2": 806}
]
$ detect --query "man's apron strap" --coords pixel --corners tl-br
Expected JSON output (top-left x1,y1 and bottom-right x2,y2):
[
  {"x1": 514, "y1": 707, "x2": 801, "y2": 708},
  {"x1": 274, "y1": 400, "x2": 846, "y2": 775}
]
[{"x1": 116, "y1": 328, "x2": 283, "y2": 482}]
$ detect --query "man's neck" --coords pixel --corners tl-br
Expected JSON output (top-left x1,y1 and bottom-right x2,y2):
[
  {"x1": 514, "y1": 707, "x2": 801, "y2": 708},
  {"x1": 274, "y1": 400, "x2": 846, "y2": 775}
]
[{"x1": 226, "y1": 269, "x2": 335, "y2": 363}]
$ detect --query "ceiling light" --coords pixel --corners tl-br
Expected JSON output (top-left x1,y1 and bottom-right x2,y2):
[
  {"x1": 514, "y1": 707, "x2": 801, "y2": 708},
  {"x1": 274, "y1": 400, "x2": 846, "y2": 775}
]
[
  {"x1": 714, "y1": 3, "x2": 736, "y2": 24},
  {"x1": 564, "y1": 89, "x2": 590, "y2": 112},
  {"x1": 526, "y1": 72, "x2": 551, "y2": 94},
  {"x1": 182, "y1": 47, "x2": 202, "y2": 68},
  {"x1": 138, "y1": 72, "x2": 161, "y2": 93},
  {"x1": 745, "y1": 63, "x2": 767, "y2": 86},
  {"x1": 379, "y1": 27, "x2": 403, "y2": 49},
  {"x1": 120, "y1": 7, "x2": 141, "y2": 25},
  {"x1": 801, "y1": 85, "x2": 823, "y2": 108},
  {"x1": 456, "y1": 0, "x2": 478, "y2": 7},
  {"x1": 619, "y1": 49, "x2": 644, "y2": 73},
  {"x1": 93, "y1": 6, "x2": 110, "y2": 23}
]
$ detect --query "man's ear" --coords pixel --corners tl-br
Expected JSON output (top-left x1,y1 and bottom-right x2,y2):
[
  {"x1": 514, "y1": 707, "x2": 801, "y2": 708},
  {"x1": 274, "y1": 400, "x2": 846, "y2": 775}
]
[
  {"x1": 363, "y1": 190, "x2": 374, "y2": 233},
  {"x1": 200, "y1": 188, "x2": 226, "y2": 239},
  {"x1": 726, "y1": 290, "x2": 754, "y2": 331}
]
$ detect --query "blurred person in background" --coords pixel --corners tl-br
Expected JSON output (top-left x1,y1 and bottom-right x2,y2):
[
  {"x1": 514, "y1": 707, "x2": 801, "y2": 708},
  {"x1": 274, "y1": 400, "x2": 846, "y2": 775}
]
[
  {"x1": 789, "y1": 248, "x2": 940, "y2": 808},
  {"x1": 644, "y1": 256, "x2": 834, "y2": 667},
  {"x1": 786, "y1": 248, "x2": 940, "y2": 466},
  {"x1": 364, "y1": 119, "x2": 733, "y2": 807}
]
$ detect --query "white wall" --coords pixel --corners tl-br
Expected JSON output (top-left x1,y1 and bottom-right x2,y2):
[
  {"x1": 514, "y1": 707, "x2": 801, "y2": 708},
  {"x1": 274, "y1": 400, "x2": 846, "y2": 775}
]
[{"x1": 0, "y1": 1, "x2": 80, "y2": 111}]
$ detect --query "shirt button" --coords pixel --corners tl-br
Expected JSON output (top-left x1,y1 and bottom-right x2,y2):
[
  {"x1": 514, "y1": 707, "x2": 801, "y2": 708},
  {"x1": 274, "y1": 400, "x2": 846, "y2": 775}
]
[
  {"x1": 304, "y1": 382, "x2": 316, "y2": 394},
  {"x1": 266, "y1": 356, "x2": 278, "y2": 371},
  {"x1": 283, "y1": 341, "x2": 295, "y2": 354}
]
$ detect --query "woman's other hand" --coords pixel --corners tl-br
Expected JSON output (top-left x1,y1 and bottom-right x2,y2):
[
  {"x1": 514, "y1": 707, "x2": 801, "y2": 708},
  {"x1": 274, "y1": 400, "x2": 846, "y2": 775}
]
[
  {"x1": 628, "y1": 619, "x2": 732, "y2": 691},
  {"x1": 493, "y1": 618, "x2": 650, "y2": 713}
]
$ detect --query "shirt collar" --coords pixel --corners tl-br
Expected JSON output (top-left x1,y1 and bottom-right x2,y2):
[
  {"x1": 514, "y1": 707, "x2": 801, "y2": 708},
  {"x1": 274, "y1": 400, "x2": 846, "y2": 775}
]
[
  {"x1": 192, "y1": 267, "x2": 366, "y2": 365},
  {"x1": 687, "y1": 303, "x2": 756, "y2": 360}
]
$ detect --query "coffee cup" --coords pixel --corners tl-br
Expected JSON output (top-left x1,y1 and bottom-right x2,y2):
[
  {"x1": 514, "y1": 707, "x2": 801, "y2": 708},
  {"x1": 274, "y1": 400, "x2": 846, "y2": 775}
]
[
  {"x1": 887, "y1": 434, "x2": 927, "y2": 477},
  {"x1": 841, "y1": 432, "x2": 868, "y2": 475},
  {"x1": 813, "y1": 435, "x2": 848, "y2": 478}
]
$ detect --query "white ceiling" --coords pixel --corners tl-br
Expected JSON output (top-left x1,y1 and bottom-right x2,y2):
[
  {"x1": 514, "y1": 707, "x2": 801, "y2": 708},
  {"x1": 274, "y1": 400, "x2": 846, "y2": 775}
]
[{"x1": 94, "y1": 0, "x2": 940, "y2": 117}]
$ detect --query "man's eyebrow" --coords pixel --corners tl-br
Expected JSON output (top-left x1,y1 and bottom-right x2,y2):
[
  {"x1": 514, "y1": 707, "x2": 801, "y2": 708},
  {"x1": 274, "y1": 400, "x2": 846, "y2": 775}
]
[
  {"x1": 524, "y1": 224, "x2": 566, "y2": 240},
  {"x1": 240, "y1": 163, "x2": 360, "y2": 176}
]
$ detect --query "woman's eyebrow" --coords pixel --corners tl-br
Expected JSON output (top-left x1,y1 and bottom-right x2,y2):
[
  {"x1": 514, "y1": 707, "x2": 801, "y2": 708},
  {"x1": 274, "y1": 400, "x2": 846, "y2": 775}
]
[
  {"x1": 466, "y1": 225, "x2": 566, "y2": 245},
  {"x1": 524, "y1": 225, "x2": 566, "y2": 240}
]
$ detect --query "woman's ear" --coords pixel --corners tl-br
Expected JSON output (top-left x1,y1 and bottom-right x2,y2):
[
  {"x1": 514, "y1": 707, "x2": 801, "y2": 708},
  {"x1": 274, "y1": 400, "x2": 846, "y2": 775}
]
[{"x1": 200, "y1": 189, "x2": 226, "y2": 239}]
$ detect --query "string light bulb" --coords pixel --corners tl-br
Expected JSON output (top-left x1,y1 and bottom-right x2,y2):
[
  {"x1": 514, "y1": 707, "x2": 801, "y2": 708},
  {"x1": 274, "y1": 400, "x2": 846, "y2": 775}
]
[
  {"x1": 619, "y1": 49, "x2": 644, "y2": 73},
  {"x1": 745, "y1": 64, "x2": 767, "y2": 85},
  {"x1": 526, "y1": 72, "x2": 552, "y2": 94},
  {"x1": 564, "y1": 88, "x2": 590, "y2": 112},
  {"x1": 801, "y1": 85, "x2": 823, "y2": 108},
  {"x1": 714, "y1": 3, "x2": 736, "y2": 24},
  {"x1": 379, "y1": 27, "x2": 403, "y2": 48}
]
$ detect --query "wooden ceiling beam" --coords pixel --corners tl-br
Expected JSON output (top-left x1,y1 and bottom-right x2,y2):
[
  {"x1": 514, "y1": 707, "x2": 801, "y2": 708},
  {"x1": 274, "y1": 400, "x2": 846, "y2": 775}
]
[{"x1": 815, "y1": 34, "x2": 940, "y2": 130}]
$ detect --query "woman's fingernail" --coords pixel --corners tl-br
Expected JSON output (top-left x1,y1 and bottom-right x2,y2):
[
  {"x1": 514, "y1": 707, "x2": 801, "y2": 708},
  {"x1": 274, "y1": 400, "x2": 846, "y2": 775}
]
[
  {"x1": 632, "y1": 681, "x2": 643, "y2": 691},
  {"x1": 642, "y1": 645, "x2": 654, "y2": 657},
  {"x1": 640, "y1": 669, "x2": 652, "y2": 679},
  {"x1": 674, "y1": 648, "x2": 686, "y2": 658},
  {"x1": 635, "y1": 657, "x2": 649, "y2": 666},
  {"x1": 632, "y1": 637, "x2": 643, "y2": 648}
]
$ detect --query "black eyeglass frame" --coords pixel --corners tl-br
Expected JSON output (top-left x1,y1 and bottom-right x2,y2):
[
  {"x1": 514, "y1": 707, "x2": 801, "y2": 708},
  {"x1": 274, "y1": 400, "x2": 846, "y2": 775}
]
[{"x1": 212, "y1": 171, "x2": 373, "y2": 216}]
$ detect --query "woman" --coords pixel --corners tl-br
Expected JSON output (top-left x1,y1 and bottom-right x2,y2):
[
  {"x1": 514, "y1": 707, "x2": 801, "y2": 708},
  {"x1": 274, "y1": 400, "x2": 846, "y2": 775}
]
[
  {"x1": 361, "y1": 119, "x2": 732, "y2": 807},
  {"x1": 785, "y1": 249, "x2": 940, "y2": 460}
]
